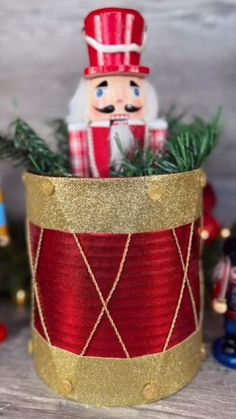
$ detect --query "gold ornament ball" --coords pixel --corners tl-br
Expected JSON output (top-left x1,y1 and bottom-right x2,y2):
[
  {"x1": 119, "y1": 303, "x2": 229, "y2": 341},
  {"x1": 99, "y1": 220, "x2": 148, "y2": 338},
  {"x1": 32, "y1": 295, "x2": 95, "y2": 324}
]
[
  {"x1": 200, "y1": 229, "x2": 210, "y2": 241},
  {"x1": 221, "y1": 228, "x2": 231, "y2": 239},
  {"x1": 15, "y1": 289, "x2": 27, "y2": 306}
]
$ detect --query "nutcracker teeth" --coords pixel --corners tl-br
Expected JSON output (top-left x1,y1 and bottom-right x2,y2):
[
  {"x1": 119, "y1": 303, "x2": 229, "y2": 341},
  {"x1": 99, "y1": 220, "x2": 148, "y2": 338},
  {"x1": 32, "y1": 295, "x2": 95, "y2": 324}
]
[{"x1": 111, "y1": 114, "x2": 129, "y2": 121}]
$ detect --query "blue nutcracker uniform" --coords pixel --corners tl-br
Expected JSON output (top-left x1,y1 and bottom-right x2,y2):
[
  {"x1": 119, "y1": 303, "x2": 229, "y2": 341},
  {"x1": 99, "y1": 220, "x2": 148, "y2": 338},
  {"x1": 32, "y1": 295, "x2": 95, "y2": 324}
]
[
  {"x1": 0, "y1": 187, "x2": 9, "y2": 342},
  {"x1": 212, "y1": 237, "x2": 236, "y2": 369}
]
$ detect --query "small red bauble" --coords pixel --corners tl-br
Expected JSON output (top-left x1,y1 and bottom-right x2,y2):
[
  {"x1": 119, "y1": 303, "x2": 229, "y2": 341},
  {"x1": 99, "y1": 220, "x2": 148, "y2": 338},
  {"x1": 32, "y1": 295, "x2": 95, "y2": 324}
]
[
  {"x1": 0, "y1": 323, "x2": 8, "y2": 343},
  {"x1": 203, "y1": 183, "x2": 217, "y2": 214}
]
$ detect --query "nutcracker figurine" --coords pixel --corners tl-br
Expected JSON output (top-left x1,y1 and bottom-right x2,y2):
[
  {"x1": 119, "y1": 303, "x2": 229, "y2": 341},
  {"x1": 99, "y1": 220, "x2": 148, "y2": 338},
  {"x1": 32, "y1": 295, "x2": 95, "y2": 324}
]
[
  {"x1": 212, "y1": 236, "x2": 236, "y2": 368},
  {"x1": 67, "y1": 8, "x2": 167, "y2": 177},
  {"x1": 0, "y1": 185, "x2": 9, "y2": 343},
  {"x1": 0, "y1": 187, "x2": 10, "y2": 247},
  {"x1": 201, "y1": 183, "x2": 221, "y2": 243}
]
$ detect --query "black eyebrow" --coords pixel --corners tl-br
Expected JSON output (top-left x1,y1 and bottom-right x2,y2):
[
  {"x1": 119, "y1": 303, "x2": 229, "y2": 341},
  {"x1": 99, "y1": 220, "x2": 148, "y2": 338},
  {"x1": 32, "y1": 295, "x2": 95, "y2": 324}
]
[
  {"x1": 96, "y1": 81, "x2": 108, "y2": 88},
  {"x1": 130, "y1": 80, "x2": 139, "y2": 87}
]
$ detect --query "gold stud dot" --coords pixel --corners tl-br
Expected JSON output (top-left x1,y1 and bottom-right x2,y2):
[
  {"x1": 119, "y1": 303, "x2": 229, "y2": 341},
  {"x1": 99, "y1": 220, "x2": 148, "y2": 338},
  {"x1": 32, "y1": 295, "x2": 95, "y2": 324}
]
[
  {"x1": 41, "y1": 180, "x2": 55, "y2": 197},
  {"x1": 147, "y1": 184, "x2": 162, "y2": 201},
  {"x1": 199, "y1": 172, "x2": 207, "y2": 188},
  {"x1": 201, "y1": 343, "x2": 207, "y2": 360},
  {"x1": 62, "y1": 379, "x2": 73, "y2": 395},
  {"x1": 28, "y1": 339, "x2": 33, "y2": 355},
  {"x1": 143, "y1": 382, "x2": 158, "y2": 401}
]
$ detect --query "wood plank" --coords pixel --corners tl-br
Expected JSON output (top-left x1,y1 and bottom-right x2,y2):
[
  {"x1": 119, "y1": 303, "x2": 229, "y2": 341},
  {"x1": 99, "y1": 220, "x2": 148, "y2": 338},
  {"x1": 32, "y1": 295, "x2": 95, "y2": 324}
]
[{"x1": 0, "y1": 301, "x2": 236, "y2": 418}]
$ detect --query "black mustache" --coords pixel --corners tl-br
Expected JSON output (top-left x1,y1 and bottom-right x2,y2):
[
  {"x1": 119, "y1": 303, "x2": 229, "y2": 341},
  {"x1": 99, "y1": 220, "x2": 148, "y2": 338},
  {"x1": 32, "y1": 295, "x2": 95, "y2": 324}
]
[
  {"x1": 94, "y1": 105, "x2": 142, "y2": 114},
  {"x1": 125, "y1": 104, "x2": 142, "y2": 113},
  {"x1": 94, "y1": 105, "x2": 115, "y2": 114}
]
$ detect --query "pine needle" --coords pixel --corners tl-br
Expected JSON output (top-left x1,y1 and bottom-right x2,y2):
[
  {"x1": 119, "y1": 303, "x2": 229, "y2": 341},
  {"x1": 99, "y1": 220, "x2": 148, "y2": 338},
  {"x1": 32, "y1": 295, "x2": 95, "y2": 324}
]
[
  {"x1": 113, "y1": 110, "x2": 221, "y2": 177},
  {"x1": 0, "y1": 119, "x2": 71, "y2": 176},
  {"x1": 0, "y1": 110, "x2": 221, "y2": 177},
  {"x1": 48, "y1": 118, "x2": 70, "y2": 171}
]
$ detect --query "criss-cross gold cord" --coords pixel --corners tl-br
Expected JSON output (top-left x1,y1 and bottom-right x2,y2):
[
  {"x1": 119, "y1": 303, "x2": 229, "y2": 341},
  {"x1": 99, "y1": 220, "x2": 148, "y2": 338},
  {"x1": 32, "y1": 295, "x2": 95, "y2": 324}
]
[
  {"x1": 73, "y1": 233, "x2": 131, "y2": 358},
  {"x1": 163, "y1": 222, "x2": 194, "y2": 352},
  {"x1": 172, "y1": 228, "x2": 198, "y2": 329},
  {"x1": 27, "y1": 222, "x2": 52, "y2": 345}
]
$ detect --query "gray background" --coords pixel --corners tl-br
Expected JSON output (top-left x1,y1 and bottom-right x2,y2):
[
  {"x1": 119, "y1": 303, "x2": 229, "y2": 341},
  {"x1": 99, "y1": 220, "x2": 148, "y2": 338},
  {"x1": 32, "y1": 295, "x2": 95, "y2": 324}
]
[{"x1": 0, "y1": 0, "x2": 235, "y2": 224}]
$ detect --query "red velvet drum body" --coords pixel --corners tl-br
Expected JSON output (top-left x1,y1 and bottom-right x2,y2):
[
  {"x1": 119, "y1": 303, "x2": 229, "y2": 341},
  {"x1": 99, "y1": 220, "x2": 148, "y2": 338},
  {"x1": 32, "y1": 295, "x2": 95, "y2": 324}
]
[
  {"x1": 24, "y1": 170, "x2": 204, "y2": 406},
  {"x1": 31, "y1": 223, "x2": 201, "y2": 359}
]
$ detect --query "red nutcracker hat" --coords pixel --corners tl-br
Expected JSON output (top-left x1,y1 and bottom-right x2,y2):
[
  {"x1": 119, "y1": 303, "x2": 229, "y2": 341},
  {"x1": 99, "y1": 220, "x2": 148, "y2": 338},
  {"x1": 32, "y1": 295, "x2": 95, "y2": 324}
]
[{"x1": 83, "y1": 8, "x2": 150, "y2": 78}]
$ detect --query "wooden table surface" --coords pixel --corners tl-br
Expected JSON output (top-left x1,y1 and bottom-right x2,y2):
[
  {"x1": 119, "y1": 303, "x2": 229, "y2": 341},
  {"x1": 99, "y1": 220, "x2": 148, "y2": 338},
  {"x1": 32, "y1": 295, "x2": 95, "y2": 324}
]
[{"x1": 0, "y1": 302, "x2": 236, "y2": 419}]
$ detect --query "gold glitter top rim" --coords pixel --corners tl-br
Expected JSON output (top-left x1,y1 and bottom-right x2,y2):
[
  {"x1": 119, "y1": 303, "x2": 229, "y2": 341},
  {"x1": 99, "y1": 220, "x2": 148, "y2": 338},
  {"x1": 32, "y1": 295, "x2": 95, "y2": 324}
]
[
  {"x1": 24, "y1": 168, "x2": 202, "y2": 183},
  {"x1": 24, "y1": 169, "x2": 203, "y2": 234}
]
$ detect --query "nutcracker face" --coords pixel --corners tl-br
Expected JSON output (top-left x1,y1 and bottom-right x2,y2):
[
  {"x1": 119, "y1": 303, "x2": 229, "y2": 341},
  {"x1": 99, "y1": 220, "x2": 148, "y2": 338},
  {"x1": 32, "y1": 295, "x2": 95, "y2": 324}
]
[
  {"x1": 0, "y1": 235, "x2": 10, "y2": 247},
  {"x1": 88, "y1": 75, "x2": 146, "y2": 122}
]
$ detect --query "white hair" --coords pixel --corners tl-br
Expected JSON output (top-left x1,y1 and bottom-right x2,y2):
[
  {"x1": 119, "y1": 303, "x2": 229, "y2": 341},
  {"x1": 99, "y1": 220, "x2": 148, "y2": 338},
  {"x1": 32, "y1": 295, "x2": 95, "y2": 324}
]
[
  {"x1": 144, "y1": 79, "x2": 159, "y2": 123},
  {"x1": 110, "y1": 123, "x2": 135, "y2": 170},
  {"x1": 67, "y1": 77, "x2": 159, "y2": 125},
  {"x1": 67, "y1": 78, "x2": 90, "y2": 125}
]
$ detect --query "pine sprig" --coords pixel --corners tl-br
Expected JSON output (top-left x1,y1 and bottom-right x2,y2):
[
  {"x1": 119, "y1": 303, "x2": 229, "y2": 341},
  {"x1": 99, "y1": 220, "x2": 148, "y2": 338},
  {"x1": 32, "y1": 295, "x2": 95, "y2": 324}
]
[
  {"x1": 48, "y1": 118, "x2": 70, "y2": 171},
  {"x1": 113, "y1": 111, "x2": 220, "y2": 177},
  {"x1": 0, "y1": 134, "x2": 28, "y2": 167},
  {"x1": 158, "y1": 111, "x2": 220, "y2": 174},
  {"x1": 0, "y1": 119, "x2": 71, "y2": 177},
  {"x1": 111, "y1": 137, "x2": 160, "y2": 177},
  {"x1": 0, "y1": 110, "x2": 220, "y2": 178}
]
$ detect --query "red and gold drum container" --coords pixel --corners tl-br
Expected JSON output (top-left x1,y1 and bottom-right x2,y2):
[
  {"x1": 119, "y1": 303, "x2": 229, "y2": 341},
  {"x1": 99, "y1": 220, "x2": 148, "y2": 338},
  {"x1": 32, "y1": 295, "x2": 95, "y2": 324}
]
[{"x1": 24, "y1": 169, "x2": 205, "y2": 407}]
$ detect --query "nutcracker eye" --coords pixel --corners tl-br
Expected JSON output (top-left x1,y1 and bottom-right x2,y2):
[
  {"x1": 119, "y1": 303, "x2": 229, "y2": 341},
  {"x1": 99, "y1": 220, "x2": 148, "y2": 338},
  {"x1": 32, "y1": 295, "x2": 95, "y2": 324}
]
[
  {"x1": 95, "y1": 80, "x2": 108, "y2": 99},
  {"x1": 130, "y1": 80, "x2": 141, "y2": 98},
  {"x1": 132, "y1": 87, "x2": 141, "y2": 97},
  {"x1": 96, "y1": 88, "x2": 106, "y2": 98}
]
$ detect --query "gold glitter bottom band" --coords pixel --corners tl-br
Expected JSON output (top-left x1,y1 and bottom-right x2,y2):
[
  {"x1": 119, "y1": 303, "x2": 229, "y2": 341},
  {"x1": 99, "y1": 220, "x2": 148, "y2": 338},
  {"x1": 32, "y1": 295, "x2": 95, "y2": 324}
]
[{"x1": 32, "y1": 328, "x2": 202, "y2": 407}]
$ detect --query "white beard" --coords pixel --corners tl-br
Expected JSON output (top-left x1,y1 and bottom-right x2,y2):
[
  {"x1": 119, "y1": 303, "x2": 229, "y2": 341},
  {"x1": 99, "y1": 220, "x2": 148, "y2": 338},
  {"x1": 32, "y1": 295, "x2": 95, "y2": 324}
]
[{"x1": 110, "y1": 123, "x2": 135, "y2": 170}]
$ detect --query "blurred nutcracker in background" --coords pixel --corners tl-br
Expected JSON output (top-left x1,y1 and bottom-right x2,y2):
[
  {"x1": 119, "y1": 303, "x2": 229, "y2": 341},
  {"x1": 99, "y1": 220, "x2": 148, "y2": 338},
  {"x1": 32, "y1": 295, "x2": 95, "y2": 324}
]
[
  {"x1": 0, "y1": 184, "x2": 10, "y2": 343},
  {"x1": 212, "y1": 236, "x2": 236, "y2": 368},
  {"x1": 201, "y1": 182, "x2": 221, "y2": 244},
  {"x1": 0, "y1": 187, "x2": 10, "y2": 247},
  {"x1": 67, "y1": 8, "x2": 167, "y2": 177}
]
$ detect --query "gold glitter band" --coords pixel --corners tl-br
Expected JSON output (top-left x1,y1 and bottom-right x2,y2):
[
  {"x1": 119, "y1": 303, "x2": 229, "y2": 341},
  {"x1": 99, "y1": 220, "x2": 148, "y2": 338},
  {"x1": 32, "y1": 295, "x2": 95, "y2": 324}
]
[
  {"x1": 32, "y1": 328, "x2": 202, "y2": 407},
  {"x1": 24, "y1": 170, "x2": 203, "y2": 234}
]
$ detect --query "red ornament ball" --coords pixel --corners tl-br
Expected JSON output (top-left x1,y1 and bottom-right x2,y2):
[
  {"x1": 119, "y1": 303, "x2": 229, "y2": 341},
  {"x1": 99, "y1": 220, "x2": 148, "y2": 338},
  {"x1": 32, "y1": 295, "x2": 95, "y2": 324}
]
[
  {"x1": 203, "y1": 183, "x2": 217, "y2": 214},
  {"x1": 0, "y1": 323, "x2": 8, "y2": 343}
]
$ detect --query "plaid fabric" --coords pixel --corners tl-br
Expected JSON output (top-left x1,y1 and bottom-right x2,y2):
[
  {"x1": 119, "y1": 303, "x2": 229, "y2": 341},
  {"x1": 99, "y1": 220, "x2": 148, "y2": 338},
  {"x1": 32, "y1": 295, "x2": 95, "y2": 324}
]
[
  {"x1": 69, "y1": 127, "x2": 89, "y2": 177},
  {"x1": 149, "y1": 128, "x2": 167, "y2": 154}
]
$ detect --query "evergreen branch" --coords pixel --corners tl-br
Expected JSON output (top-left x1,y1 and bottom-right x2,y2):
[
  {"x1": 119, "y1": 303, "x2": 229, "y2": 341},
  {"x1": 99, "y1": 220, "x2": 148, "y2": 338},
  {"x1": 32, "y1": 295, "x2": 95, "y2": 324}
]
[
  {"x1": 0, "y1": 134, "x2": 28, "y2": 167},
  {"x1": 0, "y1": 119, "x2": 71, "y2": 176},
  {"x1": 113, "y1": 110, "x2": 221, "y2": 177},
  {"x1": 48, "y1": 118, "x2": 70, "y2": 170},
  {"x1": 111, "y1": 135, "x2": 160, "y2": 177},
  {"x1": 158, "y1": 110, "x2": 221, "y2": 174},
  {"x1": 0, "y1": 109, "x2": 221, "y2": 178}
]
